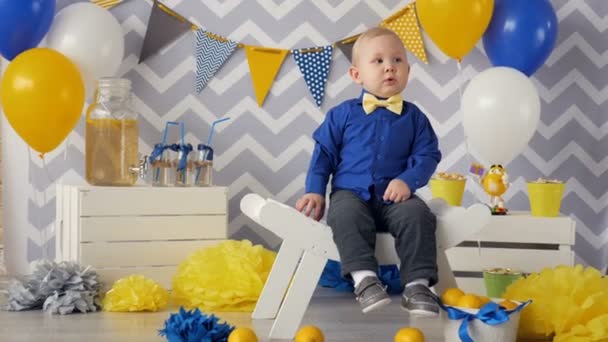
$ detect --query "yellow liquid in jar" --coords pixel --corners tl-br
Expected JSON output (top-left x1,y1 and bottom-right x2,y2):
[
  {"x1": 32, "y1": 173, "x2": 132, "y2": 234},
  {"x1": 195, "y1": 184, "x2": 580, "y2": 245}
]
[{"x1": 86, "y1": 118, "x2": 139, "y2": 186}]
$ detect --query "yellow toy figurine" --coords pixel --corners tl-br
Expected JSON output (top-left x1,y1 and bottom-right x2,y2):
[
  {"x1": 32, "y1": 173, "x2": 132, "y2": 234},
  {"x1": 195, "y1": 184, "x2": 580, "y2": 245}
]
[{"x1": 481, "y1": 164, "x2": 510, "y2": 214}]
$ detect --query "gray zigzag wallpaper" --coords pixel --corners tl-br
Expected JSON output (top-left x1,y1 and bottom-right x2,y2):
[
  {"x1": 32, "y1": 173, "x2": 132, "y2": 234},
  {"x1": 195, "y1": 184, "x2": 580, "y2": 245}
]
[{"x1": 28, "y1": 0, "x2": 607, "y2": 270}]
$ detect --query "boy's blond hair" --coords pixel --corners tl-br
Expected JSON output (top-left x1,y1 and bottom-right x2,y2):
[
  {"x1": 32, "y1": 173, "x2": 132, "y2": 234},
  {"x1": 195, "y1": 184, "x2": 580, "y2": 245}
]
[{"x1": 351, "y1": 27, "x2": 405, "y2": 65}]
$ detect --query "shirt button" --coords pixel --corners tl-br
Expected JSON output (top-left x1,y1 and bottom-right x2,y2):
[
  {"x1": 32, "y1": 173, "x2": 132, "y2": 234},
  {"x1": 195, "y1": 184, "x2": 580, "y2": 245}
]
[
  {"x1": 380, "y1": 136, "x2": 385, "y2": 141},
  {"x1": 377, "y1": 154, "x2": 383, "y2": 159}
]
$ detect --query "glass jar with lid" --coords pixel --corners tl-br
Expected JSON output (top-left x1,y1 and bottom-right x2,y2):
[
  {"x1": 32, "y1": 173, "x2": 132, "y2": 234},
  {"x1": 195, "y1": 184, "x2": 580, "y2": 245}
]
[{"x1": 85, "y1": 78, "x2": 140, "y2": 186}]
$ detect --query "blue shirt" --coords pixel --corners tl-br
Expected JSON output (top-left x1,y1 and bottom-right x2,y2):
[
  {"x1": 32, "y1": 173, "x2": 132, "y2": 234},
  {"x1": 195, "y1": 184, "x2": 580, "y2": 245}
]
[{"x1": 305, "y1": 92, "x2": 441, "y2": 201}]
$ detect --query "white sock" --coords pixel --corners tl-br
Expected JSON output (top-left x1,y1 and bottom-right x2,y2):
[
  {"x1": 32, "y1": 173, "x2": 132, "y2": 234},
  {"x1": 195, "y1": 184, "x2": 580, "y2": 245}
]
[
  {"x1": 351, "y1": 270, "x2": 377, "y2": 287},
  {"x1": 405, "y1": 278, "x2": 429, "y2": 288}
]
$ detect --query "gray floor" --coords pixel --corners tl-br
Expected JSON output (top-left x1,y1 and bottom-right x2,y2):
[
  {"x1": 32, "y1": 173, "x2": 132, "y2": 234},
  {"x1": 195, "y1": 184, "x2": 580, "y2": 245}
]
[
  {"x1": 0, "y1": 287, "x2": 545, "y2": 341},
  {"x1": 0, "y1": 287, "x2": 446, "y2": 341}
]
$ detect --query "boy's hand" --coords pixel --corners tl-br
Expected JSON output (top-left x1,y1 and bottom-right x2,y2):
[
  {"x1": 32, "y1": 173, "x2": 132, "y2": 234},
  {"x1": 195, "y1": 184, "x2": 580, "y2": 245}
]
[
  {"x1": 383, "y1": 179, "x2": 411, "y2": 203},
  {"x1": 295, "y1": 193, "x2": 326, "y2": 221}
]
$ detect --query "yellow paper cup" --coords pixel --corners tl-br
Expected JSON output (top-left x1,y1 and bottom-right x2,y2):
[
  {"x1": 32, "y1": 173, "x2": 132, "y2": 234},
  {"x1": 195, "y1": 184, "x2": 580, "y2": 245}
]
[
  {"x1": 429, "y1": 178, "x2": 466, "y2": 206},
  {"x1": 527, "y1": 182, "x2": 565, "y2": 217}
]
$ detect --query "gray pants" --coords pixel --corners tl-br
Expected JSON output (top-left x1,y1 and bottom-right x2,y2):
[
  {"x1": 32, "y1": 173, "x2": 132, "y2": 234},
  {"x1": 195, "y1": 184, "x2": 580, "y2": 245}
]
[{"x1": 327, "y1": 190, "x2": 438, "y2": 287}]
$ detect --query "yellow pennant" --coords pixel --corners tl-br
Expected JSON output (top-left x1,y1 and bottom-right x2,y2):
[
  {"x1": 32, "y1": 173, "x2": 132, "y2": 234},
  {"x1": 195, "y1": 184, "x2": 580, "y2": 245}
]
[
  {"x1": 245, "y1": 46, "x2": 289, "y2": 106},
  {"x1": 381, "y1": 3, "x2": 428, "y2": 64}
]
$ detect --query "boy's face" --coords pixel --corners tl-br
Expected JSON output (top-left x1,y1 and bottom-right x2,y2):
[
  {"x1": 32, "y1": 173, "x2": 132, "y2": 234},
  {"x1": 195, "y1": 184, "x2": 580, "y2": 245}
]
[{"x1": 349, "y1": 34, "x2": 410, "y2": 99}]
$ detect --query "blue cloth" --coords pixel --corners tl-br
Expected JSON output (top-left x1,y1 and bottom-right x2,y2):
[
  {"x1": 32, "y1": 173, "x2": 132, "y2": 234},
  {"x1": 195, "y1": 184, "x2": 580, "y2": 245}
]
[
  {"x1": 318, "y1": 260, "x2": 403, "y2": 295},
  {"x1": 305, "y1": 91, "x2": 441, "y2": 201}
]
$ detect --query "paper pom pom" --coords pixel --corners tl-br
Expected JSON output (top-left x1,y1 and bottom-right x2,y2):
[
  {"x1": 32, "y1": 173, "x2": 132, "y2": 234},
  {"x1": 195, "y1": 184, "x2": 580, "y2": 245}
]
[
  {"x1": 159, "y1": 307, "x2": 234, "y2": 342},
  {"x1": 172, "y1": 240, "x2": 276, "y2": 312},
  {"x1": 553, "y1": 314, "x2": 608, "y2": 342},
  {"x1": 44, "y1": 290, "x2": 99, "y2": 315},
  {"x1": 3, "y1": 260, "x2": 102, "y2": 314},
  {"x1": 504, "y1": 264, "x2": 608, "y2": 340},
  {"x1": 102, "y1": 275, "x2": 169, "y2": 312}
]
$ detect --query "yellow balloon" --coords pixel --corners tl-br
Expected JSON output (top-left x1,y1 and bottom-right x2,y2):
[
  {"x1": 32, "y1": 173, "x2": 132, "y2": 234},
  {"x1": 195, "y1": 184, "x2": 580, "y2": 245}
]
[
  {"x1": 417, "y1": 0, "x2": 494, "y2": 61},
  {"x1": 1, "y1": 48, "x2": 84, "y2": 155}
]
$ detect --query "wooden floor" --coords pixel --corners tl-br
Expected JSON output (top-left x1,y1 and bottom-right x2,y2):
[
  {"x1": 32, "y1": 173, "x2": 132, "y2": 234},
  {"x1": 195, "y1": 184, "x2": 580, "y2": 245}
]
[{"x1": 0, "y1": 287, "x2": 454, "y2": 341}]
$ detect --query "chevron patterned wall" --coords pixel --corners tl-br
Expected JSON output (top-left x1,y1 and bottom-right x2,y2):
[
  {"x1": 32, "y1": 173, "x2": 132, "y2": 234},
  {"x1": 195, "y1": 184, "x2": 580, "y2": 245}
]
[{"x1": 26, "y1": 0, "x2": 607, "y2": 270}]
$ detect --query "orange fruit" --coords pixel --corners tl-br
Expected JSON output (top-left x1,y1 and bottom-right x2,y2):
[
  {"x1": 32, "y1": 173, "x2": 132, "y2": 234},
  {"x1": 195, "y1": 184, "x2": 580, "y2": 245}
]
[
  {"x1": 498, "y1": 299, "x2": 518, "y2": 311},
  {"x1": 295, "y1": 325, "x2": 324, "y2": 342},
  {"x1": 228, "y1": 327, "x2": 258, "y2": 342},
  {"x1": 440, "y1": 288, "x2": 465, "y2": 306},
  {"x1": 455, "y1": 294, "x2": 483, "y2": 309},
  {"x1": 394, "y1": 327, "x2": 425, "y2": 342}
]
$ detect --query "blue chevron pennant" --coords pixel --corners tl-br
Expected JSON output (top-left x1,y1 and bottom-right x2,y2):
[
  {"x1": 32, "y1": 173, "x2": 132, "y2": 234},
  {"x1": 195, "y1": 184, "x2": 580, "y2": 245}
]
[
  {"x1": 291, "y1": 45, "x2": 333, "y2": 107},
  {"x1": 195, "y1": 29, "x2": 238, "y2": 93}
]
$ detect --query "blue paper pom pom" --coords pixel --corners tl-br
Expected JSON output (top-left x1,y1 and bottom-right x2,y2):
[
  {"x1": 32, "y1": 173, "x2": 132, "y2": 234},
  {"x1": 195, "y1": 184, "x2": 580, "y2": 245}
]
[{"x1": 159, "y1": 307, "x2": 235, "y2": 342}]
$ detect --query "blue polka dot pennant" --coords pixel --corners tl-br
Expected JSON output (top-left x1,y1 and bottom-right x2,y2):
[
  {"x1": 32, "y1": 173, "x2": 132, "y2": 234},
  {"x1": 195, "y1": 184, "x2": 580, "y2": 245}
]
[{"x1": 291, "y1": 45, "x2": 333, "y2": 107}]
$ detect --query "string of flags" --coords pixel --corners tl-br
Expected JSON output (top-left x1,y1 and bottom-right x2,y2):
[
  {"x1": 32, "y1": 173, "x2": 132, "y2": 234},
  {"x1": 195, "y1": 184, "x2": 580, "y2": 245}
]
[{"x1": 98, "y1": 0, "x2": 428, "y2": 107}]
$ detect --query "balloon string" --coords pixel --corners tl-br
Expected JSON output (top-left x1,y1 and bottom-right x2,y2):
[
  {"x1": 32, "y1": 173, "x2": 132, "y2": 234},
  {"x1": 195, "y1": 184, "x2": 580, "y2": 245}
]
[
  {"x1": 456, "y1": 61, "x2": 484, "y2": 204},
  {"x1": 29, "y1": 149, "x2": 55, "y2": 261}
]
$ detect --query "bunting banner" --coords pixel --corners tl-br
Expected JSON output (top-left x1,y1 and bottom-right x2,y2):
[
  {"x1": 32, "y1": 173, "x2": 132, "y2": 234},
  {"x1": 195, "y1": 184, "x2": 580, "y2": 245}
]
[
  {"x1": 335, "y1": 34, "x2": 360, "y2": 63},
  {"x1": 291, "y1": 45, "x2": 333, "y2": 107},
  {"x1": 136, "y1": 0, "x2": 428, "y2": 106},
  {"x1": 139, "y1": 0, "x2": 193, "y2": 64},
  {"x1": 195, "y1": 29, "x2": 238, "y2": 93},
  {"x1": 244, "y1": 46, "x2": 289, "y2": 106},
  {"x1": 381, "y1": 2, "x2": 428, "y2": 64}
]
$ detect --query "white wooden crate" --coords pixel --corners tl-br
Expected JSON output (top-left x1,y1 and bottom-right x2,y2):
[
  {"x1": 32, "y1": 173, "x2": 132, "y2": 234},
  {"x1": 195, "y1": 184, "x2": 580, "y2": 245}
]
[
  {"x1": 55, "y1": 185, "x2": 229, "y2": 289},
  {"x1": 447, "y1": 211, "x2": 576, "y2": 294}
]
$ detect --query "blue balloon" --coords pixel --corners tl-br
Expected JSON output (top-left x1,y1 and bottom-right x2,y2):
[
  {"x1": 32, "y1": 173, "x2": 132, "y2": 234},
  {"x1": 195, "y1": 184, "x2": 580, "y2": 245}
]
[
  {"x1": 482, "y1": 0, "x2": 558, "y2": 76},
  {"x1": 0, "y1": 0, "x2": 56, "y2": 60}
]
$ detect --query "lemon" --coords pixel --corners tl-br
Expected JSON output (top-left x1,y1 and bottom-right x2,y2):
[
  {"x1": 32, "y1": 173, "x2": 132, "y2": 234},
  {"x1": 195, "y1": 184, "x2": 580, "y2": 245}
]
[
  {"x1": 295, "y1": 325, "x2": 324, "y2": 342},
  {"x1": 440, "y1": 287, "x2": 465, "y2": 306},
  {"x1": 394, "y1": 327, "x2": 425, "y2": 342},
  {"x1": 228, "y1": 327, "x2": 258, "y2": 342},
  {"x1": 498, "y1": 299, "x2": 518, "y2": 310},
  {"x1": 479, "y1": 296, "x2": 492, "y2": 306},
  {"x1": 455, "y1": 294, "x2": 483, "y2": 309}
]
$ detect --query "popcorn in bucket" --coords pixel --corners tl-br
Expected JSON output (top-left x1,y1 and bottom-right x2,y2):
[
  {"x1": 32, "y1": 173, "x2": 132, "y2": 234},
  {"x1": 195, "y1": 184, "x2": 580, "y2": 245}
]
[{"x1": 429, "y1": 172, "x2": 467, "y2": 206}]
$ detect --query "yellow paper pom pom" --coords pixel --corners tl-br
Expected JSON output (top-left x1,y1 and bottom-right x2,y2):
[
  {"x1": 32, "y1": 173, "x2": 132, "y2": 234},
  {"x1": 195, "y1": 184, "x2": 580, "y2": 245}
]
[
  {"x1": 171, "y1": 239, "x2": 276, "y2": 312},
  {"x1": 503, "y1": 265, "x2": 608, "y2": 340},
  {"x1": 102, "y1": 275, "x2": 169, "y2": 312},
  {"x1": 553, "y1": 314, "x2": 608, "y2": 342}
]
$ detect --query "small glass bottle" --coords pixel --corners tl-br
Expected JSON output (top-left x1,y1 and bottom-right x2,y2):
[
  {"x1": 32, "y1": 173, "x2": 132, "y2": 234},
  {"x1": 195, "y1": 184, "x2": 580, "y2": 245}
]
[
  {"x1": 85, "y1": 78, "x2": 139, "y2": 186},
  {"x1": 194, "y1": 144, "x2": 213, "y2": 186},
  {"x1": 174, "y1": 144, "x2": 194, "y2": 186},
  {"x1": 149, "y1": 143, "x2": 174, "y2": 186}
]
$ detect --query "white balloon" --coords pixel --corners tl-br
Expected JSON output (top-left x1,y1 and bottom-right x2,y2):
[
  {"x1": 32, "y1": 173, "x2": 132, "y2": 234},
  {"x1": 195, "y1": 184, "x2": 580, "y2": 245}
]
[
  {"x1": 462, "y1": 67, "x2": 540, "y2": 166},
  {"x1": 46, "y1": 3, "x2": 124, "y2": 99}
]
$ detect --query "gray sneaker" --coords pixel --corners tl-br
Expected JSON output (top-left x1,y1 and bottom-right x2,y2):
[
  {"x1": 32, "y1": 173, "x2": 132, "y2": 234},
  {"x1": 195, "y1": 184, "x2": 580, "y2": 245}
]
[
  {"x1": 401, "y1": 283, "x2": 440, "y2": 317},
  {"x1": 353, "y1": 276, "x2": 391, "y2": 313}
]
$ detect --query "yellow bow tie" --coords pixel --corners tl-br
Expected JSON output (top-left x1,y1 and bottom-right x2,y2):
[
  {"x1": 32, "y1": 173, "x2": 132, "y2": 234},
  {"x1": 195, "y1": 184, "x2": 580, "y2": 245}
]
[{"x1": 362, "y1": 93, "x2": 403, "y2": 115}]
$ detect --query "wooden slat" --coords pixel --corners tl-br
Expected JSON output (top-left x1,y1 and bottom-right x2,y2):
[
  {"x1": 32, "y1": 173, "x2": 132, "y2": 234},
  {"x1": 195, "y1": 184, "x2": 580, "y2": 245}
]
[
  {"x1": 70, "y1": 186, "x2": 81, "y2": 261},
  {"x1": 78, "y1": 186, "x2": 228, "y2": 216},
  {"x1": 96, "y1": 266, "x2": 176, "y2": 289},
  {"x1": 80, "y1": 215, "x2": 227, "y2": 242},
  {"x1": 472, "y1": 212, "x2": 575, "y2": 245},
  {"x1": 55, "y1": 184, "x2": 65, "y2": 261},
  {"x1": 80, "y1": 239, "x2": 225, "y2": 268},
  {"x1": 446, "y1": 246, "x2": 574, "y2": 273}
]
